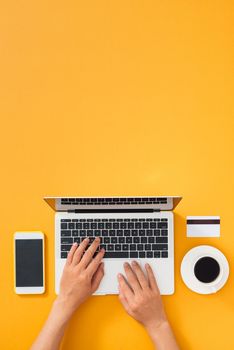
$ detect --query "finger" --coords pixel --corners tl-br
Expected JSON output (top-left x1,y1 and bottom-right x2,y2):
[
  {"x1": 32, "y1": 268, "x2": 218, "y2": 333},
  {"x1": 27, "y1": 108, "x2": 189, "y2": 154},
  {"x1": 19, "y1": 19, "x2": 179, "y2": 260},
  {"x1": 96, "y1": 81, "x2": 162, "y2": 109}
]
[
  {"x1": 145, "y1": 263, "x2": 160, "y2": 293},
  {"x1": 80, "y1": 237, "x2": 101, "y2": 268},
  {"x1": 123, "y1": 262, "x2": 141, "y2": 294},
  {"x1": 87, "y1": 248, "x2": 105, "y2": 276},
  {"x1": 66, "y1": 242, "x2": 78, "y2": 265},
  {"x1": 118, "y1": 285, "x2": 131, "y2": 314},
  {"x1": 131, "y1": 261, "x2": 149, "y2": 290},
  {"x1": 91, "y1": 262, "x2": 105, "y2": 293},
  {"x1": 72, "y1": 238, "x2": 89, "y2": 265},
  {"x1": 117, "y1": 273, "x2": 134, "y2": 303}
]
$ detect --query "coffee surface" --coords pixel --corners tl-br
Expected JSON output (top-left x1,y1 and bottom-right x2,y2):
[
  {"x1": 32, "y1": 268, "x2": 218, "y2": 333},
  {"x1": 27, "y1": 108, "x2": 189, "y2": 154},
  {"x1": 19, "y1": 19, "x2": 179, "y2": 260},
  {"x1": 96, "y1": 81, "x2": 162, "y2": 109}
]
[{"x1": 194, "y1": 256, "x2": 220, "y2": 283}]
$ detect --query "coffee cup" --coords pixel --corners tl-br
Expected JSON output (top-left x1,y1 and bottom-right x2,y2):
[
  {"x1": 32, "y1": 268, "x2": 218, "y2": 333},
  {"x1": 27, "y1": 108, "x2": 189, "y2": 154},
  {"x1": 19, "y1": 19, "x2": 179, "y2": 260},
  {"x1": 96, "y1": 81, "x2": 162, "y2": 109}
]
[
  {"x1": 181, "y1": 245, "x2": 229, "y2": 294},
  {"x1": 193, "y1": 255, "x2": 223, "y2": 292}
]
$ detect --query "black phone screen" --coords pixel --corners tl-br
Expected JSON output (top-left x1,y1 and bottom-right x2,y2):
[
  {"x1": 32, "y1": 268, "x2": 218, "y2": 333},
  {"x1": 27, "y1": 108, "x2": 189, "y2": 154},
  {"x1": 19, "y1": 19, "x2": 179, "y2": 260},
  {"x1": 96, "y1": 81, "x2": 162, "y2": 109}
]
[{"x1": 15, "y1": 239, "x2": 43, "y2": 287}]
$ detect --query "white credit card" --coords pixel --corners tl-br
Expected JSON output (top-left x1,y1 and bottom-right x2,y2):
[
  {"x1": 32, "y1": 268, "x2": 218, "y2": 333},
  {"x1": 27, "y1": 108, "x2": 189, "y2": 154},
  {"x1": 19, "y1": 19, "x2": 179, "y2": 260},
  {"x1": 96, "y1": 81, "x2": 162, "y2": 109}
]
[{"x1": 186, "y1": 216, "x2": 220, "y2": 237}]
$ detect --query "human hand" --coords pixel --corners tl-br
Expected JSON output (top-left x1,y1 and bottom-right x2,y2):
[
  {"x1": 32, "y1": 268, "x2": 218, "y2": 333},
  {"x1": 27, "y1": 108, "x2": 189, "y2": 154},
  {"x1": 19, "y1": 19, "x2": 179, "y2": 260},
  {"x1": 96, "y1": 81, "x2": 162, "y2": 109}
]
[
  {"x1": 118, "y1": 261, "x2": 168, "y2": 333},
  {"x1": 56, "y1": 237, "x2": 105, "y2": 320}
]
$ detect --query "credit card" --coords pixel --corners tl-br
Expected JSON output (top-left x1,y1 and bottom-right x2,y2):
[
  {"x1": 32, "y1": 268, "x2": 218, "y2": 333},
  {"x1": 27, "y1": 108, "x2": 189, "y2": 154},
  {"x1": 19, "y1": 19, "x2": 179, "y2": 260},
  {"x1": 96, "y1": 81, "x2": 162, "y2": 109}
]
[{"x1": 186, "y1": 216, "x2": 220, "y2": 237}]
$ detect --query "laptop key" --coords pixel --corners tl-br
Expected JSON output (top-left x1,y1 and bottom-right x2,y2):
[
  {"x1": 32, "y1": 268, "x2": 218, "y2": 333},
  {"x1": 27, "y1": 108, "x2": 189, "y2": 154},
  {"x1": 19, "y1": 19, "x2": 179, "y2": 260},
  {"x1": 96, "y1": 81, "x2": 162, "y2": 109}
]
[
  {"x1": 68, "y1": 223, "x2": 75, "y2": 229},
  {"x1": 137, "y1": 244, "x2": 143, "y2": 251},
  {"x1": 133, "y1": 237, "x2": 140, "y2": 243},
  {"x1": 115, "y1": 244, "x2": 121, "y2": 251},
  {"x1": 104, "y1": 252, "x2": 129, "y2": 258},
  {"x1": 107, "y1": 244, "x2": 114, "y2": 251},
  {"x1": 74, "y1": 237, "x2": 81, "y2": 244},
  {"x1": 161, "y1": 230, "x2": 168, "y2": 236},
  {"x1": 130, "y1": 252, "x2": 138, "y2": 258},
  {"x1": 124, "y1": 230, "x2": 130, "y2": 236},
  {"x1": 128, "y1": 222, "x2": 134, "y2": 229},
  {"x1": 161, "y1": 251, "x2": 168, "y2": 258},
  {"x1": 116, "y1": 230, "x2": 123, "y2": 236},
  {"x1": 126, "y1": 237, "x2": 132, "y2": 243},
  {"x1": 123, "y1": 244, "x2": 129, "y2": 251},
  {"x1": 61, "y1": 252, "x2": 68, "y2": 259},
  {"x1": 120, "y1": 223, "x2": 127, "y2": 229},
  {"x1": 154, "y1": 251, "x2": 161, "y2": 258},
  {"x1": 141, "y1": 237, "x2": 147, "y2": 243},
  {"x1": 61, "y1": 244, "x2": 72, "y2": 251},
  {"x1": 130, "y1": 244, "x2": 136, "y2": 250},
  {"x1": 61, "y1": 223, "x2": 67, "y2": 229},
  {"x1": 61, "y1": 230, "x2": 71, "y2": 237},
  {"x1": 119, "y1": 237, "x2": 125, "y2": 243},
  {"x1": 109, "y1": 230, "x2": 116, "y2": 236},
  {"x1": 139, "y1": 251, "x2": 145, "y2": 258},
  {"x1": 158, "y1": 222, "x2": 168, "y2": 229},
  {"x1": 147, "y1": 251, "x2": 153, "y2": 258},
  {"x1": 152, "y1": 244, "x2": 168, "y2": 251},
  {"x1": 61, "y1": 238, "x2": 73, "y2": 244},
  {"x1": 145, "y1": 244, "x2": 151, "y2": 250},
  {"x1": 111, "y1": 237, "x2": 118, "y2": 244},
  {"x1": 154, "y1": 230, "x2": 160, "y2": 236},
  {"x1": 156, "y1": 237, "x2": 168, "y2": 243}
]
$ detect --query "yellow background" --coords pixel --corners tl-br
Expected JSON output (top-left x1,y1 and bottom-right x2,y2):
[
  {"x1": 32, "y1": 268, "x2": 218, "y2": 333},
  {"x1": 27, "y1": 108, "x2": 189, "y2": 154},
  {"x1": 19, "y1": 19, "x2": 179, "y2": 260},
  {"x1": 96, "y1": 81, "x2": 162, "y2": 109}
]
[{"x1": 0, "y1": 0, "x2": 233, "y2": 349}]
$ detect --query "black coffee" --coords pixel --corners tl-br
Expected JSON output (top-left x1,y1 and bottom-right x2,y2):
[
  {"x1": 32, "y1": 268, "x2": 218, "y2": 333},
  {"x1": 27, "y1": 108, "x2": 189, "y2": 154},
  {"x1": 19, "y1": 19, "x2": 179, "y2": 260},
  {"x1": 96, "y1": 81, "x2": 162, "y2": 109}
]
[{"x1": 194, "y1": 256, "x2": 220, "y2": 283}]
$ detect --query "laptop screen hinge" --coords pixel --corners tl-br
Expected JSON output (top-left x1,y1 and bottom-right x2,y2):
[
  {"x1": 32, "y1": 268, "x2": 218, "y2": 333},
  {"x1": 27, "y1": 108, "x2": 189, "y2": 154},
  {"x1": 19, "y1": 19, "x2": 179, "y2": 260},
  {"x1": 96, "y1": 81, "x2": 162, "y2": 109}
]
[{"x1": 67, "y1": 208, "x2": 161, "y2": 213}]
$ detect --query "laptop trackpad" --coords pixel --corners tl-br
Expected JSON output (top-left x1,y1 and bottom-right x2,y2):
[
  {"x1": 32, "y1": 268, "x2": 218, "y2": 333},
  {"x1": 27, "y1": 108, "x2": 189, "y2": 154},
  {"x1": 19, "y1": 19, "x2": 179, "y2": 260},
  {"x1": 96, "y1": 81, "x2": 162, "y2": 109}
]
[{"x1": 95, "y1": 258, "x2": 133, "y2": 295}]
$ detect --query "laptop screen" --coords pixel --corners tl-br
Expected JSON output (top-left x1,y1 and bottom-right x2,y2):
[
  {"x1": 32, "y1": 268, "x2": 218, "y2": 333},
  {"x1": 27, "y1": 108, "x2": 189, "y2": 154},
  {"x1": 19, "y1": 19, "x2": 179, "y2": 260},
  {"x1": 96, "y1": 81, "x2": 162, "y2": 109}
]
[{"x1": 44, "y1": 196, "x2": 182, "y2": 211}]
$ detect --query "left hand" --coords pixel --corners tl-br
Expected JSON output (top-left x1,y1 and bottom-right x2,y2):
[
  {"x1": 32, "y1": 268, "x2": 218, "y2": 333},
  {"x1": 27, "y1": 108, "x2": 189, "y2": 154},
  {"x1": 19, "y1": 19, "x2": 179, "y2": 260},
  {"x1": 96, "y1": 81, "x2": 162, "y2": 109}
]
[{"x1": 56, "y1": 237, "x2": 105, "y2": 318}]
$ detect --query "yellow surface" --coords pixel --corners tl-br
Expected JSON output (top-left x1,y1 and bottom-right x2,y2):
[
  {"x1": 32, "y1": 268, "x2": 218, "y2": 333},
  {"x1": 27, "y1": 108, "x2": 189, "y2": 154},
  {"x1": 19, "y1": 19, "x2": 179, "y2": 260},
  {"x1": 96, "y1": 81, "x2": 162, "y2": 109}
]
[{"x1": 0, "y1": 1, "x2": 233, "y2": 349}]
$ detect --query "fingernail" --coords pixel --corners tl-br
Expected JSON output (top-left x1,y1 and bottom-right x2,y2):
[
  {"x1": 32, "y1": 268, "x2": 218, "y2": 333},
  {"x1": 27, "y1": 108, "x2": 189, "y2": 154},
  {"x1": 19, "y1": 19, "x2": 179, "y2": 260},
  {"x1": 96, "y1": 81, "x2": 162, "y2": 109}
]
[
  {"x1": 85, "y1": 237, "x2": 89, "y2": 241},
  {"x1": 118, "y1": 273, "x2": 122, "y2": 279},
  {"x1": 124, "y1": 262, "x2": 128, "y2": 267},
  {"x1": 95, "y1": 237, "x2": 100, "y2": 241},
  {"x1": 132, "y1": 260, "x2": 137, "y2": 265},
  {"x1": 73, "y1": 242, "x2": 78, "y2": 246},
  {"x1": 146, "y1": 263, "x2": 150, "y2": 267},
  {"x1": 101, "y1": 248, "x2": 105, "y2": 253}
]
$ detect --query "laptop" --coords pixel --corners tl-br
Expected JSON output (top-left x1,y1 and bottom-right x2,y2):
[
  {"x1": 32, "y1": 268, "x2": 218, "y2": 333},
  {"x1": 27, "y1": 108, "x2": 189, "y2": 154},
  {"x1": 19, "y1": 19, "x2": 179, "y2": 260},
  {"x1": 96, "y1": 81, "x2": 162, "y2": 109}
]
[{"x1": 44, "y1": 196, "x2": 182, "y2": 295}]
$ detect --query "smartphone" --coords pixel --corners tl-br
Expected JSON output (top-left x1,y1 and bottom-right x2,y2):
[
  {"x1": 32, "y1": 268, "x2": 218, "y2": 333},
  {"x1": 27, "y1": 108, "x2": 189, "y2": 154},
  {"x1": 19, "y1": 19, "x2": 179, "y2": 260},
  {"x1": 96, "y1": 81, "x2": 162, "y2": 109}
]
[{"x1": 14, "y1": 232, "x2": 45, "y2": 294}]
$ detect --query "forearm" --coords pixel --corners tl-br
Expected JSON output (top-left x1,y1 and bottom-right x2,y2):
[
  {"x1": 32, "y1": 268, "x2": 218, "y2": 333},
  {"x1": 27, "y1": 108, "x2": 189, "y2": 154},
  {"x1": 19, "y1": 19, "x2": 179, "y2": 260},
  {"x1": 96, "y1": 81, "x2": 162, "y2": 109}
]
[
  {"x1": 30, "y1": 298, "x2": 72, "y2": 350},
  {"x1": 146, "y1": 321, "x2": 180, "y2": 350}
]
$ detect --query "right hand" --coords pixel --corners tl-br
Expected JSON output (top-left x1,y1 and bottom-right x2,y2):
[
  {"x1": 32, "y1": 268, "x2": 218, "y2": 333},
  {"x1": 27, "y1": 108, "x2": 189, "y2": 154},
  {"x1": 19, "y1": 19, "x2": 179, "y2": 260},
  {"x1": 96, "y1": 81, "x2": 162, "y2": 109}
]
[{"x1": 118, "y1": 261, "x2": 168, "y2": 333}]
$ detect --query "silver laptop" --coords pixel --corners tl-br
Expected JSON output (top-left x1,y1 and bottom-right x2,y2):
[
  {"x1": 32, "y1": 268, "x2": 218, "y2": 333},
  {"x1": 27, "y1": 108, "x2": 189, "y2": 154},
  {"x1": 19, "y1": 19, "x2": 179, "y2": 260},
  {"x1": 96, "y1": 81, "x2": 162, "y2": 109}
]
[{"x1": 44, "y1": 196, "x2": 182, "y2": 295}]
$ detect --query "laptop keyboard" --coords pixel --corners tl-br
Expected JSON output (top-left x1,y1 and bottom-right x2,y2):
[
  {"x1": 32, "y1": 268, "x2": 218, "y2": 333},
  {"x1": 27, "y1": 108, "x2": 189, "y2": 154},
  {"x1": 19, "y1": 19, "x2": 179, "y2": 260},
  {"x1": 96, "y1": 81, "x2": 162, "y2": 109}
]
[{"x1": 60, "y1": 218, "x2": 168, "y2": 259}]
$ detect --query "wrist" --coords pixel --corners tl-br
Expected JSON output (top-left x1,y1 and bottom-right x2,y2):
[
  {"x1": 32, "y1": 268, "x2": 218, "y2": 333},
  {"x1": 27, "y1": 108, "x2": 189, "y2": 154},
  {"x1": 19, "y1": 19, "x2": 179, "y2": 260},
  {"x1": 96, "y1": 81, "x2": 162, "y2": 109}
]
[
  {"x1": 52, "y1": 295, "x2": 78, "y2": 324},
  {"x1": 145, "y1": 318, "x2": 170, "y2": 337}
]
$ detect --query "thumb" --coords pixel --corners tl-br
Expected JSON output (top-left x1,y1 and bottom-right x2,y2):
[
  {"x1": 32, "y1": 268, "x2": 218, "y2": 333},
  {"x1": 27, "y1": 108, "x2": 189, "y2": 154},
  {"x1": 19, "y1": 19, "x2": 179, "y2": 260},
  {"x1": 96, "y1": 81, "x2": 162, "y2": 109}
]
[{"x1": 91, "y1": 262, "x2": 104, "y2": 293}]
